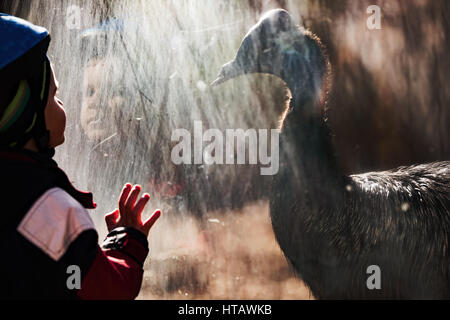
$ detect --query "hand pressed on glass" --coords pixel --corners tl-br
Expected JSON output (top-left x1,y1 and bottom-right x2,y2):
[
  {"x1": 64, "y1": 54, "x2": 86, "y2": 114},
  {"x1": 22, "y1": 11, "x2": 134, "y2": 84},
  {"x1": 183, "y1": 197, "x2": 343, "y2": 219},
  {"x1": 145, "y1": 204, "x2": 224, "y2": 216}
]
[{"x1": 105, "y1": 183, "x2": 161, "y2": 237}]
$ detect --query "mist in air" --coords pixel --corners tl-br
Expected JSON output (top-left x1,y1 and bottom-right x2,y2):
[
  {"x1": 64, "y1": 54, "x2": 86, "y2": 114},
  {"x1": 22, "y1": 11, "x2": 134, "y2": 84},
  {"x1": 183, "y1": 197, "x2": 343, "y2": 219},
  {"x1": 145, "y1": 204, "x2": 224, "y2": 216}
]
[{"x1": 2, "y1": 0, "x2": 448, "y2": 299}]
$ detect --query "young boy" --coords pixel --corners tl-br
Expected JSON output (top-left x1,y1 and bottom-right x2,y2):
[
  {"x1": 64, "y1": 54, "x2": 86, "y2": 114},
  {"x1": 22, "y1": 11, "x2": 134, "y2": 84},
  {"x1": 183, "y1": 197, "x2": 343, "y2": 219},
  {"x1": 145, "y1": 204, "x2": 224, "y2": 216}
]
[{"x1": 0, "y1": 14, "x2": 161, "y2": 299}]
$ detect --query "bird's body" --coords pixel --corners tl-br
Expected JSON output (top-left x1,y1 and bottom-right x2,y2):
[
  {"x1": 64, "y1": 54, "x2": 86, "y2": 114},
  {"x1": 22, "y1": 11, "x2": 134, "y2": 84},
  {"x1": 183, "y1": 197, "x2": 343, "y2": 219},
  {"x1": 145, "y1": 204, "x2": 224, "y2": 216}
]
[
  {"x1": 214, "y1": 8, "x2": 450, "y2": 299},
  {"x1": 272, "y1": 155, "x2": 450, "y2": 298}
]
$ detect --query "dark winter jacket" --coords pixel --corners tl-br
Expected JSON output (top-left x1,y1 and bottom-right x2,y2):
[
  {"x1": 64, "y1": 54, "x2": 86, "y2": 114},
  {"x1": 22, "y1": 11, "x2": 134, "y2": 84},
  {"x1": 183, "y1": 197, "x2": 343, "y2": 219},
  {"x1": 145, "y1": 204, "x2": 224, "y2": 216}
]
[{"x1": 0, "y1": 148, "x2": 148, "y2": 299}]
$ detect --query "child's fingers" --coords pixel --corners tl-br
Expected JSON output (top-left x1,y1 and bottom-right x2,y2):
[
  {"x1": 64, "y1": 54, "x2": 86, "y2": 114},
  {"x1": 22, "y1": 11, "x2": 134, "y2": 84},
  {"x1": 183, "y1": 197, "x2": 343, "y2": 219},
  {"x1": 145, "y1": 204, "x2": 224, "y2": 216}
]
[
  {"x1": 125, "y1": 185, "x2": 141, "y2": 211},
  {"x1": 105, "y1": 209, "x2": 119, "y2": 231},
  {"x1": 143, "y1": 209, "x2": 161, "y2": 234},
  {"x1": 134, "y1": 193, "x2": 151, "y2": 218},
  {"x1": 119, "y1": 183, "x2": 132, "y2": 212}
]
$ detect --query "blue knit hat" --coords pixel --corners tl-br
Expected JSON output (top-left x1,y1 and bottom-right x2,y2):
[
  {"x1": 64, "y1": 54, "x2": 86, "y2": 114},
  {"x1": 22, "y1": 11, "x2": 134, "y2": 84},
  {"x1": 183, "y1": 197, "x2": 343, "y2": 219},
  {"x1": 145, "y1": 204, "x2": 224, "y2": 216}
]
[{"x1": 0, "y1": 13, "x2": 52, "y2": 150}]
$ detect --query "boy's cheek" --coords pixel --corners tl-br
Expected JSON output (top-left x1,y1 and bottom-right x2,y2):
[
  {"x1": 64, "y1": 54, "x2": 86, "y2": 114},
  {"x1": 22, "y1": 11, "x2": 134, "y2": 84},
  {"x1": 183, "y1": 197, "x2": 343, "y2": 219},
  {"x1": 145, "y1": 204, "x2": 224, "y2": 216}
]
[
  {"x1": 45, "y1": 102, "x2": 67, "y2": 147},
  {"x1": 61, "y1": 108, "x2": 67, "y2": 130}
]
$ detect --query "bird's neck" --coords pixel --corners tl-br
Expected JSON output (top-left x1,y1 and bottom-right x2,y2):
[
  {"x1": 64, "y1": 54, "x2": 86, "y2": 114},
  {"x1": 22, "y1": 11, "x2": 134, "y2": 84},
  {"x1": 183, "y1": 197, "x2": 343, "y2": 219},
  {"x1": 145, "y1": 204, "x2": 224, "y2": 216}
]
[{"x1": 277, "y1": 54, "x2": 345, "y2": 202}]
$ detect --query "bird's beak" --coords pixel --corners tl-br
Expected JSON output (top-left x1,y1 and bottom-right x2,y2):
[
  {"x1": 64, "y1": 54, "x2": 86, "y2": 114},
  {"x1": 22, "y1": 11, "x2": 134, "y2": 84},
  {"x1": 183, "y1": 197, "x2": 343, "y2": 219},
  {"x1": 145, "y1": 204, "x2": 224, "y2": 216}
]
[
  {"x1": 210, "y1": 74, "x2": 227, "y2": 87},
  {"x1": 211, "y1": 59, "x2": 245, "y2": 87},
  {"x1": 211, "y1": 31, "x2": 260, "y2": 87}
]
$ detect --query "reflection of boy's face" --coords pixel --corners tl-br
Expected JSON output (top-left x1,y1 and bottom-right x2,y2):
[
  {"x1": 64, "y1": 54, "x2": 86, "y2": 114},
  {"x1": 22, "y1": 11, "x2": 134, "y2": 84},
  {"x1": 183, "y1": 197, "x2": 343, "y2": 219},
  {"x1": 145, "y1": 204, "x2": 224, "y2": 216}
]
[{"x1": 80, "y1": 57, "x2": 126, "y2": 141}]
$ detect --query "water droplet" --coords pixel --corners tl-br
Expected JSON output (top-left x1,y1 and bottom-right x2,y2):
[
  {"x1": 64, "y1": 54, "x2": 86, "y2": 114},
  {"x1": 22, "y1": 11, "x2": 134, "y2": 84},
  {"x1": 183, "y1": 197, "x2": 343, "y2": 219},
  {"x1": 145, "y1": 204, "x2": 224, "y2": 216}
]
[
  {"x1": 196, "y1": 80, "x2": 207, "y2": 91},
  {"x1": 401, "y1": 202, "x2": 409, "y2": 212}
]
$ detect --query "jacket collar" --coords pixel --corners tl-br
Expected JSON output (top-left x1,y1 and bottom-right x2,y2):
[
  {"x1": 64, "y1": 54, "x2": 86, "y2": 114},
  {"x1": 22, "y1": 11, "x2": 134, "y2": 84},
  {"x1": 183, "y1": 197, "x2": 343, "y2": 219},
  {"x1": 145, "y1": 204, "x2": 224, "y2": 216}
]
[{"x1": 0, "y1": 148, "x2": 96, "y2": 209}]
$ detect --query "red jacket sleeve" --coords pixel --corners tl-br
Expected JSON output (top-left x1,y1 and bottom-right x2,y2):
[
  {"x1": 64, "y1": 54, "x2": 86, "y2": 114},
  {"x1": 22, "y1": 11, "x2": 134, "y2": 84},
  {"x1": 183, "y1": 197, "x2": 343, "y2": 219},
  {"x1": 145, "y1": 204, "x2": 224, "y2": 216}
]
[{"x1": 77, "y1": 227, "x2": 149, "y2": 300}]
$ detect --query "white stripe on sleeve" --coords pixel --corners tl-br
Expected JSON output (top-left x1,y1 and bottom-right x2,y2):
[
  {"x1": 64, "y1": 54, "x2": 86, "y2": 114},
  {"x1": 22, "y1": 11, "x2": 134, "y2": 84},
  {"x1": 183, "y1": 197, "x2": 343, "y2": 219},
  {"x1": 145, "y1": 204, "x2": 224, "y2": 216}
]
[{"x1": 17, "y1": 187, "x2": 96, "y2": 261}]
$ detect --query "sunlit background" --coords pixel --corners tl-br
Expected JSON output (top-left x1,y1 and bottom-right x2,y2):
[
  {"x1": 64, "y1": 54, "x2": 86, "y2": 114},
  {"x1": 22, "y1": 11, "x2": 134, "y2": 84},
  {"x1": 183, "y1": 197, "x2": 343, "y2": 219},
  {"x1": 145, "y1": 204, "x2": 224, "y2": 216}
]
[{"x1": 1, "y1": 0, "x2": 449, "y2": 299}]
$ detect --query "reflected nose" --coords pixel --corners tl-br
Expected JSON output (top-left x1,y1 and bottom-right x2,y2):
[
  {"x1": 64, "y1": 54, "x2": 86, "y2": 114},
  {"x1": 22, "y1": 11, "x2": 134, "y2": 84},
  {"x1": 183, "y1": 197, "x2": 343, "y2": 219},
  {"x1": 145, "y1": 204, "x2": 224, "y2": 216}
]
[{"x1": 85, "y1": 93, "x2": 101, "y2": 111}]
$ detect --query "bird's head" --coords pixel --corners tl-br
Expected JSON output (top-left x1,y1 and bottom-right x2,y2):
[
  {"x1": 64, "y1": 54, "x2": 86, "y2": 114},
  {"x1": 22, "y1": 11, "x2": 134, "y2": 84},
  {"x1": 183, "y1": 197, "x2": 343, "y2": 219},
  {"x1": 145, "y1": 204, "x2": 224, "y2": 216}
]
[
  {"x1": 212, "y1": 9, "x2": 302, "y2": 85},
  {"x1": 212, "y1": 9, "x2": 328, "y2": 101}
]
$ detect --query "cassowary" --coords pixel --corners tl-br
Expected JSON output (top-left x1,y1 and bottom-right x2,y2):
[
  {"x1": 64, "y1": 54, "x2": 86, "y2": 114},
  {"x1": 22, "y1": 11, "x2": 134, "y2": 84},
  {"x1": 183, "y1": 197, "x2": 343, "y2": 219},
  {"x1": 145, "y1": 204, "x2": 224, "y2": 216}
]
[{"x1": 212, "y1": 9, "x2": 450, "y2": 299}]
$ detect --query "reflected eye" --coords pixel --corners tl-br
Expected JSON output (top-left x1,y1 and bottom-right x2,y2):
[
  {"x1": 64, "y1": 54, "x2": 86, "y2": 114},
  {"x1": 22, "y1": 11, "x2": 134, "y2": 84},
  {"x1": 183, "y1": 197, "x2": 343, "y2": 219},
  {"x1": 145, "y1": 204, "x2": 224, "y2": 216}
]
[{"x1": 87, "y1": 86, "x2": 95, "y2": 97}]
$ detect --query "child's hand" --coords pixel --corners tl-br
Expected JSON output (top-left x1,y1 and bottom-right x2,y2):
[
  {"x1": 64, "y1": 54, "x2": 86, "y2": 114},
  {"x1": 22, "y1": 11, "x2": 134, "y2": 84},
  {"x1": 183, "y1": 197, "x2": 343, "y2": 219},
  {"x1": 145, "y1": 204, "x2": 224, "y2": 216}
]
[{"x1": 104, "y1": 183, "x2": 161, "y2": 237}]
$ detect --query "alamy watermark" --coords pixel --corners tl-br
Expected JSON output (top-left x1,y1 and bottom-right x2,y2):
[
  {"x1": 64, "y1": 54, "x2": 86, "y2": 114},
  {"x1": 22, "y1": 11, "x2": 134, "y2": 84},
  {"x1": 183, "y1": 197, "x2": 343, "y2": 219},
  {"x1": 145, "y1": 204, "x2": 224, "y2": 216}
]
[
  {"x1": 366, "y1": 265, "x2": 381, "y2": 290},
  {"x1": 171, "y1": 121, "x2": 279, "y2": 175},
  {"x1": 65, "y1": 5, "x2": 82, "y2": 30},
  {"x1": 66, "y1": 265, "x2": 81, "y2": 290},
  {"x1": 367, "y1": 5, "x2": 382, "y2": 30}
]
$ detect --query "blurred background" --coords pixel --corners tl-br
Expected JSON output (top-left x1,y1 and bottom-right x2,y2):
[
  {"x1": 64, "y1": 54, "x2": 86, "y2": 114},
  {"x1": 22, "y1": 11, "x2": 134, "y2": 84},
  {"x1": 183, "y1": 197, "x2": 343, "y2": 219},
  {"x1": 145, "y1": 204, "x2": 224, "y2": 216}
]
[{"x1": 1, "y1": 0, "x2": 448, "y2": 299}]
